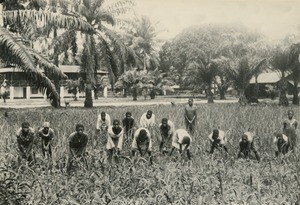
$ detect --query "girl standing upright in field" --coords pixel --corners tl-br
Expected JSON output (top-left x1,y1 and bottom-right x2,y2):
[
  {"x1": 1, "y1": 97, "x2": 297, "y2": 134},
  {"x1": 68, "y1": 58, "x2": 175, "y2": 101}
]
[
  {"x1": 283, "y1": 110, "x2": 298, "y2": 130},
  {"x1": 283, "y1": 110, "x2": 298, "y2": 151},
  {"x1": 184, "y1": 98, "x2": 197, "y2": 136}
]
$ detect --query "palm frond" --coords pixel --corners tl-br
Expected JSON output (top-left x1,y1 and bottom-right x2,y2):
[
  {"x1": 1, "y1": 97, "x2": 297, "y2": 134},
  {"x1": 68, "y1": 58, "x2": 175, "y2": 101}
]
[
  {"x1": 22, "y1": 68, "x2": 59, "y2": 102},
  {"x1": 105, "y1": 0, "x2": 135, "y2": 17},
  {"x1": 28, "y1": 48, "x2": 68, "y2": 79},
  {"x1": 4, "y1": 10, "x2": 94, "y2": 33},
  {"x1": 94, "y1": 10, "x2": 115, "y2": 26},
  {"x1": 97, "y1": 34, "x2": 118, "y2": 78},
  {"x1": 0, "y1": 28, "x2": 35, "y2": 70},
  {"x1": 99, "y1": 26, "x2": 138, "y2": 72},
  {"x1": 251, "y1": 58, "x2": 267, "y2": 76},
  {"x1": 0, "y1": 28, "x2": 59, "y2": 102}
]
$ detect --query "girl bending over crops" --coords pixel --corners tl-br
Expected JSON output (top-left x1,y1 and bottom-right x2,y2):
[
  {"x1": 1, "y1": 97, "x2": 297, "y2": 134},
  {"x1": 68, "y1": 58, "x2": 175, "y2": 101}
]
[
  {"x1": 274, "y1": 133, "x2": 289, "y2": 156},
  {"x1": 131, "y1": 128, "x2": 153, "y2": 164},
  {"x1": 169, "y1": 129, "x2": 192, "y2": 160},
  {"x1": 106, "y1": 119, "x2": 124, "y2": 163},
  {"x1": 159, "y1": 118, "x2": 175, "y2": 154},
  {"x1": 38, "y1": 122, "x2": 55, "y2": 159},
  {"x1": 67, "y1": 124, "x2": 88, "y2": 172},
  {"x1": 122, "y1": 112, "x2": 137, "y2": 142},
  {"x1": 208, "y1": 129, "x2": 228, "y2": 155},
  {"x1": 16, "y1": 122, "x2": 35, "y2": 162},
  {"x1": 237, "y1": 132, "x2": 260, "y2": 161},
  {"x1": 95, "y1": 112, "x2": 111, "y2": 146}
]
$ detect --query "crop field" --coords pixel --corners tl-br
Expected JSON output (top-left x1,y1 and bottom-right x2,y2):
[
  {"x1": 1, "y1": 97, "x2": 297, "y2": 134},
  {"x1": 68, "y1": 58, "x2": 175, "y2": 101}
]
[{"x1": 0, "y1": 103, "x2": 299, "y2": 205}]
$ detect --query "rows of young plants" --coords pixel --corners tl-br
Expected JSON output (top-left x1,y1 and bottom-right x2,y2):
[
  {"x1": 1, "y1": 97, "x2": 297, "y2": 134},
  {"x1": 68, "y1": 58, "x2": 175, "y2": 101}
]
[{"x1": 0, "y1": 103, "x2": 299, "y2": 204}]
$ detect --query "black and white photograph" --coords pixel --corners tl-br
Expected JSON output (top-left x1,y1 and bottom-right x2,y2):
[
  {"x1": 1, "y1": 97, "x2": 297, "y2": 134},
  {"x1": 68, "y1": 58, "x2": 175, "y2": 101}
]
[{"x1": 0, "y1": 0, "x2": 300, "y2": 204}]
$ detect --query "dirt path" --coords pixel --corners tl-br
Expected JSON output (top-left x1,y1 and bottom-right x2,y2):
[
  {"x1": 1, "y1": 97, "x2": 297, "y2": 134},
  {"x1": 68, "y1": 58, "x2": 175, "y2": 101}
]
[{"x1": 0, "y1": 97, "x2": 239, "y2": 109}]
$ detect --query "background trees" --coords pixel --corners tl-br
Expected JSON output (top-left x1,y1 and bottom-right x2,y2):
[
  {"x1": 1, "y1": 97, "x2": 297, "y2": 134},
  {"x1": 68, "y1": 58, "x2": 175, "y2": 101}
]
[
  {"x1": 159, "y1": 24, "x2": 270, "y2": 104},
  {"x1": 1, "y1": 1, "x2": 300, "y2": 107},
  {"x1": 288, "y1": 43, "x2": 300, "y2": 105}
]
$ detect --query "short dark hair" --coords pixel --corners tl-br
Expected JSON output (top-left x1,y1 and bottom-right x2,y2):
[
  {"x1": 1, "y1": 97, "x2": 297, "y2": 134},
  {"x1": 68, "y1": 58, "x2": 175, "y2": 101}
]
[
  {"x1": 181, "y1": 136, "x2": 190, "y2": 145},
  {"x1": 162, "y1": 118, "x2": 168, "y2": 123},
  {"x1": 76, "y1": 124, "x2": 84, "y2": 130},
  {"x1": 113, "y1": 119, "x2": 120, "y2": 125},
  {"x1": 212, "y1": 129, "x2": 219, "y2": 140},
  {"x1": 138, "y1": 129, "x2": 148, "y2": 142},
  {"x1": 276, "y1": 133, "x2": 283, "y2": 139},
  {"x1": 22, "y1": 122, "x2": 30, "y2": 128},
  {"x1": 147, "y1": 110, "x2": 152, "y2": 115},
  {"x1": 101, "y1": 112, "x2": 106, "y2": 116},
  {"x1": 213, "y1": 129, "x2": 219, "y2": 135},
  {"x1": 126, "y1": 112, "x2": 131, "y2": 117}
]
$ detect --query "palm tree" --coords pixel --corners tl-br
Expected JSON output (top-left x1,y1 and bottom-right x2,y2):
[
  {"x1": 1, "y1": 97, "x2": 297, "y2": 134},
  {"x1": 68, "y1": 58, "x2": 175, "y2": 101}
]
[
  {"x1": 115, "y1": 69, "x2": 147, "y2": 100},
  {"x1": 226, "y1": 57, "x2": 266, "y2": 105},
  {"x1": 122, "y1": 15, "x2": 160, "y2": 71},
  {"x1": 1, "y1": 7, "x2": 94, "y2": 107},
  {"x1": 144, "y1": 68, "x2": 175, "y2": 99},
  {"x1": 183, "y1": 59, "x2": 218, "y2": 103},
  {"x1": 72, "y1": 0, "x2": 135, "y2": 107}
]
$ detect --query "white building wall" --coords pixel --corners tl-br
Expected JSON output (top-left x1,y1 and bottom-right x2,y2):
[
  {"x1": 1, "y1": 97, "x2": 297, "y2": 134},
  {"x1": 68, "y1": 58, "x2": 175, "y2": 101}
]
[{"x1": 14, "y1": 87, "x2": 24, "y2": 98}]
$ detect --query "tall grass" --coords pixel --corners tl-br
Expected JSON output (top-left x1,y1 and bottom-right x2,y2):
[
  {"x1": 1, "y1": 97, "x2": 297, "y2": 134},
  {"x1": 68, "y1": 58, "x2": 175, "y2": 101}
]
[{"x1": 0, "y1": 103, "x2": 299, "y2": 204}]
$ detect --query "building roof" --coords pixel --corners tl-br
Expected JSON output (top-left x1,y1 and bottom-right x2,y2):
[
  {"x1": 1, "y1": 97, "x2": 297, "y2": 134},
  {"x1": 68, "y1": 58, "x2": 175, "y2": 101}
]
[
  {"x1": 249, "y1": 72, "x2": 281, "y2": 84},
  {"x1": 0, "y1": 65, "x2": 108, "y2": 74}
]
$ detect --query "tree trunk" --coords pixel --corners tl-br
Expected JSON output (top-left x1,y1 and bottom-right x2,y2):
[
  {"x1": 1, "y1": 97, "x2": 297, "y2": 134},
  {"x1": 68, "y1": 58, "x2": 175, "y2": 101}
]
[
  {"x1": 219, "y1": 87, "x2": 226, "y2": 100},
  {"x1": 53, "y1": 28, "x2": 61, "y2": 108},
  {"x1": 292, "y1": 81, "x2": 299, "y2": 105},
  {"x1": 238, "y1": 89, "x2": 247, "y2": 106},
  {"x1": 207, "y1": 85, "x2": 214, "y2": 103},
  {"x1": 123, "y1": 88, "x2": 127, "y2": 97},
  {"x1": 150, "y1": 89, "x2": 155, "y2": 99},
  {"x1": 94, "y1": 87, "x2": 98, "y2": 100},
  {"x1": 279, "y1": 91, "x2": 289, "y2": 106},
  {"x1": 0, "y1": 3, "x2": 3, "y2": 27},
  {"x1": 252, "y1": 78, "x2": 259, "y2": 103},
  {"x1": 278, "y1": 79, "x2": 289, "y2": 106},
  {"x1": 84, "y1": 84, "x2": 93, "y2": 107},
  {"x1": 132, "y1": 86, "x2": 137, "y2": 101}
]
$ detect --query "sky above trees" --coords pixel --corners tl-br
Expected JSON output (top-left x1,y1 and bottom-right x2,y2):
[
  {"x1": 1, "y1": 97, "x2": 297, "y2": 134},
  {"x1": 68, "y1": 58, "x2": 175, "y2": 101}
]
[{"x1": 133, "y1": 0, "x2": 300, "y2": 41}]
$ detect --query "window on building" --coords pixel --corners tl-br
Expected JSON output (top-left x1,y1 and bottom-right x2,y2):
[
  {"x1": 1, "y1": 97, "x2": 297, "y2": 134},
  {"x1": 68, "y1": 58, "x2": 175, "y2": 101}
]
[{"x1": 31, "y1": 87, "x2": 39, "y2": 94}]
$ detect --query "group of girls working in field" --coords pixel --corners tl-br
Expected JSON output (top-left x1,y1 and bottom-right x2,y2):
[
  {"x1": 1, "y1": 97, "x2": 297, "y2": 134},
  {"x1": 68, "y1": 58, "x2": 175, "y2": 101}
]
[{"x1": 16, "y1": 98, "x2": 298, "y2": 169}]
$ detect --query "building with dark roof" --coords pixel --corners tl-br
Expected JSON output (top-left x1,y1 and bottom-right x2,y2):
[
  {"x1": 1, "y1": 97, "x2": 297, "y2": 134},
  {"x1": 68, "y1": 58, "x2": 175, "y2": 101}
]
[{"x1": 0, "y1": 65, "x2": 108, "y2": 99}]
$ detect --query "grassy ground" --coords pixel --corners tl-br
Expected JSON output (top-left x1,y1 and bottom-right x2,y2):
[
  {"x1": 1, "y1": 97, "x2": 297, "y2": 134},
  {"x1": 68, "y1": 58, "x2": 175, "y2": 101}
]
[{"x1": 0, "y1": 103, "x2": 299, "y2": 204}]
